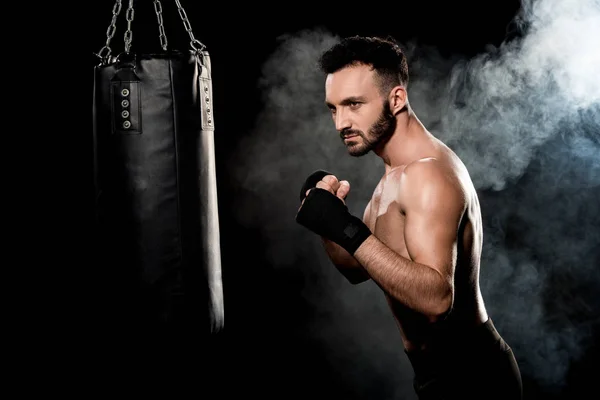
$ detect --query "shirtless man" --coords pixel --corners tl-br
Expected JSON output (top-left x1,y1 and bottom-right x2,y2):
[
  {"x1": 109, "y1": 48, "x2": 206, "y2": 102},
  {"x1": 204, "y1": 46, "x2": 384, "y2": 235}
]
[{"x1": 296, "y1": 36, "x2": 523, "y2": 399}]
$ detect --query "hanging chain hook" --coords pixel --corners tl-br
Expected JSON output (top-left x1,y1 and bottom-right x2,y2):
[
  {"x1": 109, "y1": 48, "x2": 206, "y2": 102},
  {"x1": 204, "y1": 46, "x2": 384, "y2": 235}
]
[
  {"x1": 154, "y1": 0, "x2": 169, "y2": 51},
  {"x1": 97, "y1": 0, "x2": 203, "y2": 60},
  {"x1": 123, "y1": 0, "x2": 135, "y2": 53},
  {"x1": 96, "y1": 0, "x2": 123, "y2": 62},
  {"x1": 174, "y1": 0, "x2": 206, "y2": 52}
]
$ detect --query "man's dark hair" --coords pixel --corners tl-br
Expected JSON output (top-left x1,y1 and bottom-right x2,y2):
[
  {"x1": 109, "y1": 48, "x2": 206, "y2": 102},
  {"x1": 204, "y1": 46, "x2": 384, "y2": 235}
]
[{"x1": 318, "y1": 35, "x2": 409, "y2": 95}]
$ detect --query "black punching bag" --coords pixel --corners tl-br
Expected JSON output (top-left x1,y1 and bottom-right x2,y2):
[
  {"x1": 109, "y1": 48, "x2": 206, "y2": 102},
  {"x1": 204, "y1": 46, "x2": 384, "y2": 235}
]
[{"x1": 92, "y1": 0, "x2": 224, "y2": 334}]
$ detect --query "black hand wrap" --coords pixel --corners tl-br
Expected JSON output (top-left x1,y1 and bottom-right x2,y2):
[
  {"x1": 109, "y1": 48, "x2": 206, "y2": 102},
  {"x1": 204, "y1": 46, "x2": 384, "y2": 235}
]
[
  {"x1": 296, "y1": 188, "x2": 371, "y2": 255},
  {"x1": 299, "y1": 169, "x2": 333, "y2": 201}
]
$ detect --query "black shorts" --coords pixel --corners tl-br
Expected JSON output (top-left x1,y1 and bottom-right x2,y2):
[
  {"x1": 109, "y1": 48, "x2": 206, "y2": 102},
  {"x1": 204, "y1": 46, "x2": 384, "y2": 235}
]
[{"x1": 405, "y1": 318, "x2": 522, "y2": 400}]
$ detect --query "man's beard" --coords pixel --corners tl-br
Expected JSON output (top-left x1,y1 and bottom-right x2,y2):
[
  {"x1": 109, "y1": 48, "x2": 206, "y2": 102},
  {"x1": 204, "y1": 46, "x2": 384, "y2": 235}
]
[{"x1": 341, "y1": 101, "x2": 396, "y2": 157}]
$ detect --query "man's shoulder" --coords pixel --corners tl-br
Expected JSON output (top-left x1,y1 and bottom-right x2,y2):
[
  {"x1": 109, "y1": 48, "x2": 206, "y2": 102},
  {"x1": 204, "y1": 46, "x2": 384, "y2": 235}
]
[
  {"x1": 399, "y1": 157, "x2": 467, "y2": 206},
  {"x1": 401, "y1": 157, "x2": 447, "y2": 183}
]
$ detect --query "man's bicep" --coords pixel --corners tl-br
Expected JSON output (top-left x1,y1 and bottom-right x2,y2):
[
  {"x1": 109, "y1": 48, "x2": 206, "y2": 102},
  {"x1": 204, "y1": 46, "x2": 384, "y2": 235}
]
[
  {"x1": 404, "y1": 206, "x2": 460, "y2": 277},
  {"x1": 401, "y1": 167, "x2": 465, "y2": 278}
]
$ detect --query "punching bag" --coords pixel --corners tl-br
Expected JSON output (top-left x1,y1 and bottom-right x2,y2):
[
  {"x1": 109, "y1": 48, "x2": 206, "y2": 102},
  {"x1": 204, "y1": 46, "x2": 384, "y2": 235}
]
[{"x1": 92, "y1": 0, "x2": 224, "y2": 335}]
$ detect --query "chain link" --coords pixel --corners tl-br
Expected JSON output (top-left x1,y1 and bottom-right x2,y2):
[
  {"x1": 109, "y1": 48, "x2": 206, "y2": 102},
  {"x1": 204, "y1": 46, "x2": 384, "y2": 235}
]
[
  {"x1": 175, "y1": 0, "x2": 205, "y2": 51},
  {"x1": 123, "y1": 0, "x2": 135, "y2": 53},
  {"x1": 97, "y1": 0, "x2": 123, "y2": 60},
  {"x1": 154, "y1": 0, "x2": 168, "y2": 50},
  {"x1": 97, "y1": 0, "x2": 203, "y2": 58}
]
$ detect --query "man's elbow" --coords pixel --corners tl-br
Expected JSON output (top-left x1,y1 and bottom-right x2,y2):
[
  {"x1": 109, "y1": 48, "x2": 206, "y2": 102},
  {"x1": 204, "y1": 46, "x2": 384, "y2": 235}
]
[{"x1": 427, "y1": 288, "x2": 453, "y2": 323}]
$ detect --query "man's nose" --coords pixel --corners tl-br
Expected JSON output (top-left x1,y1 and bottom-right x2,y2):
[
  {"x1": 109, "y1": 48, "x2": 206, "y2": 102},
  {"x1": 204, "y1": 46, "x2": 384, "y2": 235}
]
[{"x1": 335, "y1": 111, "x2": 351, "y2": 132}]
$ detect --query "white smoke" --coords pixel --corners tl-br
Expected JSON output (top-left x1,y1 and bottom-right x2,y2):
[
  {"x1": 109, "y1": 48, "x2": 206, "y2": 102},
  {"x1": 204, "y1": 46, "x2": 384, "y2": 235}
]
[{"x1": 431, "y1": 0, "x2": 600, "y2": 191}]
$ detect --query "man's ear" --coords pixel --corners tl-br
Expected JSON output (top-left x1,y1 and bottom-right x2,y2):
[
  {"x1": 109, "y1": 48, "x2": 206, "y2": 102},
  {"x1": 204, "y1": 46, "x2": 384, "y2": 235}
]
[{"x1": 389, "y1": 85, "x2": 408, "y2": 114}]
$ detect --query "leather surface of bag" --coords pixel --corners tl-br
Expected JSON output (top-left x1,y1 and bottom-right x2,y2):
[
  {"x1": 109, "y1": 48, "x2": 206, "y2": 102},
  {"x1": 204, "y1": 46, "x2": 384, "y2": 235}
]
[{"x1": 92, "y1": 2, "x2": 224, "y2": 334}]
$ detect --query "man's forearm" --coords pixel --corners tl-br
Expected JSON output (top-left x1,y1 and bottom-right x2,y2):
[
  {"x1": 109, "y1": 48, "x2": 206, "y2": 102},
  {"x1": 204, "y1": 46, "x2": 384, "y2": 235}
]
[
  {"x1": 321, "y1": 237, "x2": 370, "y2": 284},
  {"x1": 353, "y1": 235, "x2": 452, "y2": 321}
]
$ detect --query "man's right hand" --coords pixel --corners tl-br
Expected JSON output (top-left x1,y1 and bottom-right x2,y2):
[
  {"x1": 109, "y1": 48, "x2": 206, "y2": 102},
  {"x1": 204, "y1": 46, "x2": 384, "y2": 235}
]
[
  {"x1": 315, "y1": 175, "x2": 350, "y2": 205},
  {"x1": 300, "y1": 170, "x2": 332, "y2": 202},
  {"x1": 334, "y1": 179, "x2": 351, "y2": 203},
  {"x1": 298, "y1": 170, "x2": 368, "y2": 283},
  {"x1": 300, "y1": 170, "x2": 351, "y2": 205}
]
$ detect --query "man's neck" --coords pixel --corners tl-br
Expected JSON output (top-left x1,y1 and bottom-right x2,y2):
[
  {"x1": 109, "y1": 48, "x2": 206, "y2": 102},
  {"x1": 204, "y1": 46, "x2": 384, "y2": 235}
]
[{"x1": 374, "y1": 109, "x2": 436, "y2": 173}]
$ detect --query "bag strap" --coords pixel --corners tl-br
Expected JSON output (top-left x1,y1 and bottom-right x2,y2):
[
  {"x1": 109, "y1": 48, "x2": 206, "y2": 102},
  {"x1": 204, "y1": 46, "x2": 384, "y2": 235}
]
[{"x1": 95, "y1": 0, "x2": 206, "y2": 64}]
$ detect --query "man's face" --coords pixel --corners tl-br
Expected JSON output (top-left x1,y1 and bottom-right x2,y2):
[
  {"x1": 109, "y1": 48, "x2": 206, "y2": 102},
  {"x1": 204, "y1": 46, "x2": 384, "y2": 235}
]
[{"x1": 325, "y1": 64, "x2": 396, "y2": 157}]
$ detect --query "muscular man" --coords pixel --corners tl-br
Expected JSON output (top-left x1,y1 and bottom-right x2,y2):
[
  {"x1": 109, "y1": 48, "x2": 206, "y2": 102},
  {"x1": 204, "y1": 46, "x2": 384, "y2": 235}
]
[{"x1": 296, "y1": 36, "x2": 523, "y2": 399}]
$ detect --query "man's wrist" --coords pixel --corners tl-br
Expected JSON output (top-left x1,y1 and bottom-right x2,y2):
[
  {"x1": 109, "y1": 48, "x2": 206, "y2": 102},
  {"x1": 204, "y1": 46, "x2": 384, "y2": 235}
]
[{"x1": 339, "y1": 216, "x2": 372, "y2": 255}]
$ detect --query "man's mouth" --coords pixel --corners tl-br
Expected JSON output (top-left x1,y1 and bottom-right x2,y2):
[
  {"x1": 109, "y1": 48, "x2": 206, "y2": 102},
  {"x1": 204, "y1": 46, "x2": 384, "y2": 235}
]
[{"x1": 341, "y1": 130, "x2": 360, "y2": 140}]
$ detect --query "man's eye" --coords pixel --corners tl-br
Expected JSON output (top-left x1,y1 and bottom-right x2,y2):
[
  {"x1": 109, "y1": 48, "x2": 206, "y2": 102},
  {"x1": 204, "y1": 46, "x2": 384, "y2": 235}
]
[{"x1": 349, "y1": 102, "x2": 361, "y2": 108}]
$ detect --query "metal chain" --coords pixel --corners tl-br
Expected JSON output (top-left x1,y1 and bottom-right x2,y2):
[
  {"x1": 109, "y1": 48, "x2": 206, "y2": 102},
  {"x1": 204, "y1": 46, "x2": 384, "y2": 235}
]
[
  {"x1": 97, "y1": 0, "x2": 123, "y2": 60},
  {"x1": 97, "y1": 0, "x2": 203, "y2": 58},
  {"x1": 123, "y1": 0, "x2": 135, "y2": 53},
  {"x1": 174, "y1": 0, "x2": 205, "y2": 51},
  {"x1": 154, "y1": 0, "x2": 168, "y2": 50}
]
